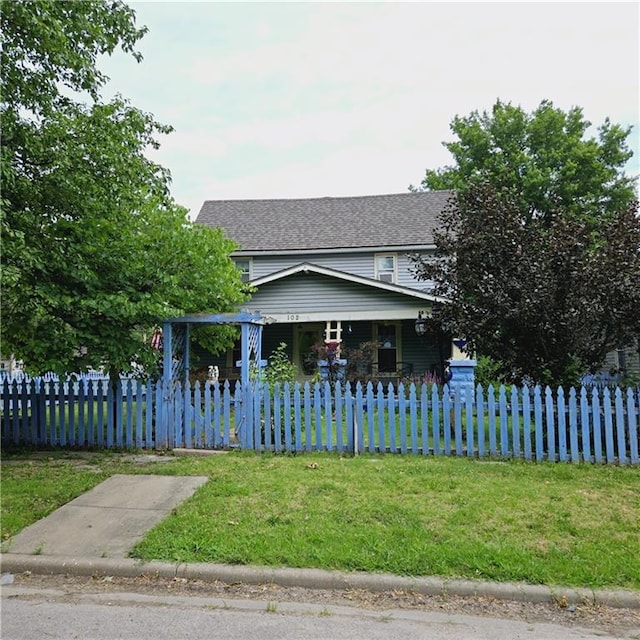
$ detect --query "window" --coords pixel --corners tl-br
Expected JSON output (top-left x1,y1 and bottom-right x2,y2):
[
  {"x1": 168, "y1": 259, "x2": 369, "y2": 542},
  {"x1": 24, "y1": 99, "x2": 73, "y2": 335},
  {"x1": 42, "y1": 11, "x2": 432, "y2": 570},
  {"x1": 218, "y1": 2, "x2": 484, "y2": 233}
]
[
  {"x1": 375, "y1": 254, "x2": 396, "y2": 283},
  {"x1": 234, "y1": 258, "x2": 252, "y2": 283}
]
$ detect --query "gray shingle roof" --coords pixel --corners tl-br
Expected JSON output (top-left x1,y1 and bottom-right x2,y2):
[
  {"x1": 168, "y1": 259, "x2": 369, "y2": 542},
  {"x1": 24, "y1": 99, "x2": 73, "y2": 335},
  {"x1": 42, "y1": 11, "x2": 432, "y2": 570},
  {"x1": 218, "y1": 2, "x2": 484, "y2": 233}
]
[{"x1": 196, "y1": 191, "x2": 453, "y2": 252}]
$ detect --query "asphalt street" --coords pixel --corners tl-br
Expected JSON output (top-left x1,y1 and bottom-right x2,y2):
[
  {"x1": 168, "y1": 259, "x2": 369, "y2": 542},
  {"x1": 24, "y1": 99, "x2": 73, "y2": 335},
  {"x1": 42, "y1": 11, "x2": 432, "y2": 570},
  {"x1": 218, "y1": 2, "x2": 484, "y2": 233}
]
[{"x1": 3, "y1": 583, "x2": 635, "y2": 640}]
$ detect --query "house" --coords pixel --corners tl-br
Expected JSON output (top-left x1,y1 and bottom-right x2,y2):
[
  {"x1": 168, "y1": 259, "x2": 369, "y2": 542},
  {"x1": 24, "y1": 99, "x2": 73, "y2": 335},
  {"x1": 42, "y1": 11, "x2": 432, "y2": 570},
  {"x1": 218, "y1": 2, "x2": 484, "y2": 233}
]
[{"x1": 194, "y1": 191, "x2": 460, "y2": 384}]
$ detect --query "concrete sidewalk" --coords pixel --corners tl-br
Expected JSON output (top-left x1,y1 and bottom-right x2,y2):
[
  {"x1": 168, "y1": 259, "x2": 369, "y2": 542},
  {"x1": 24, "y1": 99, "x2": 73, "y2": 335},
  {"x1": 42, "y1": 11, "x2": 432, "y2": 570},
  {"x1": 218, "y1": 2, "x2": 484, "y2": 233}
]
[
  {"x1": 1, "y1": 474, "x2": 638, "y2": 610},
  {"x1": 2, "y1": 474, "x2": 208, "y2": 558}
]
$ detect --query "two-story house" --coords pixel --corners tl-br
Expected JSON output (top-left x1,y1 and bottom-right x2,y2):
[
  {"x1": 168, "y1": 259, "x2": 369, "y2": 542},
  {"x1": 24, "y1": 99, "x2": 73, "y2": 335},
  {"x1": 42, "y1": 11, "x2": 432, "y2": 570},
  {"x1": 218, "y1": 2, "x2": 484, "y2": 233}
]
[{"x1": 195, "y1": 191, "x2": 460, "y2": 384}]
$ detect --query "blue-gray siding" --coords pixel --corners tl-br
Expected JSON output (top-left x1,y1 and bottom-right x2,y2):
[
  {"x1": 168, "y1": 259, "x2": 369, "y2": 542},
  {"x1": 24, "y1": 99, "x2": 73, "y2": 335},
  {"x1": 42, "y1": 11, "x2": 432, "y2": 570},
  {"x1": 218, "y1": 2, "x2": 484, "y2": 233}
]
[
  {"x1": 247, "y1": 251, "x2": 435, "y2": 291},
  {"x1": 246, "y1": 272, "x2": 423, "y2": 315}
]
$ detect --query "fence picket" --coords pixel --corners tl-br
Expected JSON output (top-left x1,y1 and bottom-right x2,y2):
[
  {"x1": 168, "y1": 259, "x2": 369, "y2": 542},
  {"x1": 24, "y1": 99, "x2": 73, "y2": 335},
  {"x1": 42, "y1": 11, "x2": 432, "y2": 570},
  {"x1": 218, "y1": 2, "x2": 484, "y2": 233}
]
[
  {"x1": 454, "y1": 390, "x2": 463, "y2": 456},
  {"x1": 58, "y1": 381, "x2": 67, "y2": 447},
  {"x1": 420, "y1": 384, "x2": 429, "y2": 455},
  {"x1": 222, "y1": 381, "x2": 231, "y2": 447},
  {"x1": 386, "y1": 384, "x2": 396, "y2": 453},
  {"x1": 476, "y1": 385, "x2": 486, "y2": 458},
  {"x1": 534, "y1": 386, "x2": 543, "y2": 461},
  {"x1": 207, "y1": 382, "x2": 215, "y2": 448},
  {"x1": 568, "y1": 388, "x2": 579, "y2": 463},
  {"x1": 499, "y1": 386, "x2": 509, "y2": 457},
  {"x1": 34, "y1": 381, "x2": 44, "y2": 445},
  {"x1": 20, "y1": 382, "x2": 29, "y2": 445},
  {"x1": 145, "y1": 380, "x2": 153, "y2": 450},
  {"x1": 2, "y1": 381, "x2": 10, "y2": 443},
  {"x1": 272, "y1": 383, "x2": 282, "y2": 452},
  {"x1": 431, "y1": 384, "x2": 440, "y2": 455},
  {"x1": 603, "y1": 388, "x2": 615, "y2": 463},
  {"x1": 154, "y1": 380, "x2": 165, "y2": 449},
  {"x1": 125, "y1": 380, "x2": 134, "y2": 448},
  {"x1": 283, "y1": 382, "x2": 292, "y2": 451},
  {"x1": 294, "y1": 383, "x2": 303, "y2": 452},
  {"x1": 615, "y1": 388, "x2": 627, "y2": 465},
  {"x1": 443, "y1": 386, "x2": 452, "y2": 455},
  {"x1": 116, "y1": 380, "x2": 124, "y2": 446},
  {"x1": 410, "y1": 384, "x2": 419, "y2": 455},
  {"x1": 545, "y1": 387, "x2": 555, "y2": 462},
  {"x1": 488, "y1": 385, "x2": 497, "y2": 456},
  {"x1": 399, "y1": 383, "x2": 408, "y2": 455},
  {"x1": 557, "y1": 387, "x2": 567, "y2": 462},
  {"x1": 522, "y1": 385, "x2": 532, "y2": 461},
  {"x1": 28, "y1": 381, "x2": 38, "y2": 444},
  {"x1": 376, "y1": 383, "x2": 386, "y2": 453},
  {"x1": 580, "y1": 387, "x2": 591, "y2": 463},
  {"x1": 355, "y1": 383, "x2": 365, "y2": 454},
  {"x1": 592, "y1": 388, "x2": 603, "y2": 463},
  {"x1": 335, "y1": 382, "x2": 344, "y2": 453},
  {"x1": 510, "y1": 386, "x2": 519, "y2": 458}
]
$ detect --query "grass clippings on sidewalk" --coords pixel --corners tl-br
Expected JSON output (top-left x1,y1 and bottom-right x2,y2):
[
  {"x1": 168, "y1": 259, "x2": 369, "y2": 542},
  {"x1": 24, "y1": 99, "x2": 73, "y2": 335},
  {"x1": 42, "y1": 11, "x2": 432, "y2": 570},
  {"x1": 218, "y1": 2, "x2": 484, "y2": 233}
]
[{"x1": 2, "y1": 450, "x2": 639, "y2": 590}]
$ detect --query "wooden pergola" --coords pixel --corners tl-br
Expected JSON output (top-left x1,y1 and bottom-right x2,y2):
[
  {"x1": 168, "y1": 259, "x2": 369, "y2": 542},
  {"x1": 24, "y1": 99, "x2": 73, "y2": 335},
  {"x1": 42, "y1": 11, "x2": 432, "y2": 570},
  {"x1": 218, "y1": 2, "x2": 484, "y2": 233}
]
[{"x1": 161, "y1": 311, "x2": 272, "y2": 388}]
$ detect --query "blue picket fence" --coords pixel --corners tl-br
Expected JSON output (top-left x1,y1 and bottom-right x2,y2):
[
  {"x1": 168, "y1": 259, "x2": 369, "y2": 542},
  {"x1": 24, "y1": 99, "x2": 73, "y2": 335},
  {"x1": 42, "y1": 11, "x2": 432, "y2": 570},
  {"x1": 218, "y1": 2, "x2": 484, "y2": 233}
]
[{"x1": 1, "y1": 378, "x2": 638, "y2": 465}]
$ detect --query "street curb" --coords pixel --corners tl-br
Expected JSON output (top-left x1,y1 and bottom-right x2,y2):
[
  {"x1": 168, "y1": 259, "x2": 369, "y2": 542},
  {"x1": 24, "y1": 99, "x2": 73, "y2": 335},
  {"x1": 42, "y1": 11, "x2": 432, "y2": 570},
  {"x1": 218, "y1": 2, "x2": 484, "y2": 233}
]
[{"x1": 2, "y1": 553, "x2": 639, "y2": 610}]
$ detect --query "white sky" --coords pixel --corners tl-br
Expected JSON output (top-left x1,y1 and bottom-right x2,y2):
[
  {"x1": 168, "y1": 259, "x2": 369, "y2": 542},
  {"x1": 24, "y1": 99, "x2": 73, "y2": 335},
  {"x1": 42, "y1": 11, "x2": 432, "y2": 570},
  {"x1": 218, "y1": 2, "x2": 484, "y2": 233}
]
[{"x1": 100, "y1": 1, "x2": 640, "y2": 219}]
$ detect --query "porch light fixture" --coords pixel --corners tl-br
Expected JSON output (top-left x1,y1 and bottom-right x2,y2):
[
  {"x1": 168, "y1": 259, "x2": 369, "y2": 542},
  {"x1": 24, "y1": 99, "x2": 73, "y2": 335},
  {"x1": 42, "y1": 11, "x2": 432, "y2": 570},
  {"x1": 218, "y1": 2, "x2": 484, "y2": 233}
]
[{"x1": 414, "y1": 311, "x2": 428, "y2": 337}]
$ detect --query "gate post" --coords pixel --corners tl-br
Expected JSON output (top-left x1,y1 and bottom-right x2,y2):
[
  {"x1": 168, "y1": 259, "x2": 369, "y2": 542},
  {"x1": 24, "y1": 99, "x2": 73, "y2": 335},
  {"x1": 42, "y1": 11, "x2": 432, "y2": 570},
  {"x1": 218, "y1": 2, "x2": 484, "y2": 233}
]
[{"x1": 160, "y1": 321, "x2": 173, "y2": 448}]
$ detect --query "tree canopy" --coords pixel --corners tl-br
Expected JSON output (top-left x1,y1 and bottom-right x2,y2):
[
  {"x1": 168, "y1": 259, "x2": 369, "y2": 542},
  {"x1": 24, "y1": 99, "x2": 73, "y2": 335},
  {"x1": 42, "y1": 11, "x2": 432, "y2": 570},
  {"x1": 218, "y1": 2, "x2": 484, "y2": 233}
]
[
  {"x1": 1, "y1": 0, "x2": 249, "y2": 378},
  {"x1": 410, "y1": 100, "x2": 639, "y2": 386},
  {"x1": 412, "y1": 100, "x2": 635, "y2": 221}
]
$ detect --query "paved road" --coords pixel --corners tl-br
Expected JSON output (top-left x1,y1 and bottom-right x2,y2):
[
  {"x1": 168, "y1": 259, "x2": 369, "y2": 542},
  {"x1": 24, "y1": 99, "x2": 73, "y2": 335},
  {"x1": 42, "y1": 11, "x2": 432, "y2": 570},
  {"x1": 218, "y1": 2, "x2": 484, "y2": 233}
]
[{"x1": 3, "y1": 584, "x2": 636, "y2": 640}]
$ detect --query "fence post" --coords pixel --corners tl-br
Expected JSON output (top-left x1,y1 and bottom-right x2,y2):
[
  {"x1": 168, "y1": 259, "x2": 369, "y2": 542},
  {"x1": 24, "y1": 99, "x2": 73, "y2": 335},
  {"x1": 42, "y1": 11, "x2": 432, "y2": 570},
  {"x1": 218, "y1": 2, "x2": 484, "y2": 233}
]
[{"x1": 628, "y1": 388, "x2": 638, "y2": 465}]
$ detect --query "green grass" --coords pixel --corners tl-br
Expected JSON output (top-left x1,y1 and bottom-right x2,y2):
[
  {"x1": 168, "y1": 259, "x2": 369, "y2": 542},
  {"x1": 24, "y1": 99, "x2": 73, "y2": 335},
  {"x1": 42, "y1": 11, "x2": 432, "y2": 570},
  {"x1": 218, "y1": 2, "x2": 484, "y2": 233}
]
[{"x1": 1, "y1": 450, "x2": 639, "y2": 590}]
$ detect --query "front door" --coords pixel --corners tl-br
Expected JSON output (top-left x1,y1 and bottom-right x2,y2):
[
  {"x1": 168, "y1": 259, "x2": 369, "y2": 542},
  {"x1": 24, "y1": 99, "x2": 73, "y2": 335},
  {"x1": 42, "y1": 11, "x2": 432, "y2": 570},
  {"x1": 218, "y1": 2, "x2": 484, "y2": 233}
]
[
  {"x1": 295, "y1": 323, "x2": 324, "y2": 379},
  {"x1": 375, "y1": 322, "x2": 399, "y2": 373}
]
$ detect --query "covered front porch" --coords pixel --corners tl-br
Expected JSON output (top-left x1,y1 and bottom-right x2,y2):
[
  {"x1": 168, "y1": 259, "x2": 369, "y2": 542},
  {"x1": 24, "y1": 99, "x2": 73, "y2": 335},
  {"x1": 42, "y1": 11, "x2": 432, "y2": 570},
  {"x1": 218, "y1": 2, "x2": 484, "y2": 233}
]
[{"x1": 187, "y1": 262, "x2": 472, "y2": 386}]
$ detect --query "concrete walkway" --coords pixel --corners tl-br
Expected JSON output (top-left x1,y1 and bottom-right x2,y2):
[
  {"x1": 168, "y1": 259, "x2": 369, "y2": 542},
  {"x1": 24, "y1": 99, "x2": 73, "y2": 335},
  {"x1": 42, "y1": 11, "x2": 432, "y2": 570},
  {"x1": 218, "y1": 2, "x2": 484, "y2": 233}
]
[
  {"x1": 2, "y1": 475, "x2": 208, "y2": 558},
  {"x1": 1, "y1": 474, "x2": 638, "y2": 610}
]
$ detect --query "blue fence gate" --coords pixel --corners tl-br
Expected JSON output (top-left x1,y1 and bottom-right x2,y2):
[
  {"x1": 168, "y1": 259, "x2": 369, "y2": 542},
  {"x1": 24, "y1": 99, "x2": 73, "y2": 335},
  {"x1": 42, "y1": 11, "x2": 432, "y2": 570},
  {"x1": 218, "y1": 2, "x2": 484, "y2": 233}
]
[{"x1": 160, "y1": 311, "x2": 271, "y2": 446}]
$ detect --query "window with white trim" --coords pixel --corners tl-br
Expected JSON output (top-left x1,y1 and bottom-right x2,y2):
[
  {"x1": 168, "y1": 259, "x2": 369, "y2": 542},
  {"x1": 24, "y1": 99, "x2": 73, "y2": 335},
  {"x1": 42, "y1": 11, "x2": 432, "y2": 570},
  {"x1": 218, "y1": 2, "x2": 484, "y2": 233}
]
[
  {"x1": 234, "y1": 258, "x2": 252, "y2": 283},
  {"x1": 375, "y1": 254, "x2": 397, "y2": 283}
]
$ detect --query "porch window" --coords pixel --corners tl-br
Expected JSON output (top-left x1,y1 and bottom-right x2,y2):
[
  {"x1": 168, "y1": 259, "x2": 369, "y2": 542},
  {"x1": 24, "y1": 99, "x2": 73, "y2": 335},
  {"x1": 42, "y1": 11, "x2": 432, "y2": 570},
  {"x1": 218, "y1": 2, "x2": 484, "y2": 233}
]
[{"x1": 375, "y1": 254, "x2": 397, "y2": 283}]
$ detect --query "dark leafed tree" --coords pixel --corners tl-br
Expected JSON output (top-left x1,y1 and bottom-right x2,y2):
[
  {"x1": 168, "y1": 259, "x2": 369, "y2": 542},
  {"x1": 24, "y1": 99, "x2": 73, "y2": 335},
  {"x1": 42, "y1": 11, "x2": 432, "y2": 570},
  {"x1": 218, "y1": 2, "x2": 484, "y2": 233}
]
[
  {"x1": 1, "y1": 1, "x2": 249, "y2": 381},
  {"x1": 410, "y1": 100, "x2": 639, "y2": 386}
]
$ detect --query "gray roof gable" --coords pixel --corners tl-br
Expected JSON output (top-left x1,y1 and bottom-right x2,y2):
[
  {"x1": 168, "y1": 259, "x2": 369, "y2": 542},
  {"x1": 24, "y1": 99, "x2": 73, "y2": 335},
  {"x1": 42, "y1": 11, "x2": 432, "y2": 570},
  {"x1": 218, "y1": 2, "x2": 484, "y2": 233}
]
[{"x1": 196, "y1": 191, "x2": 452, "y2": 252}]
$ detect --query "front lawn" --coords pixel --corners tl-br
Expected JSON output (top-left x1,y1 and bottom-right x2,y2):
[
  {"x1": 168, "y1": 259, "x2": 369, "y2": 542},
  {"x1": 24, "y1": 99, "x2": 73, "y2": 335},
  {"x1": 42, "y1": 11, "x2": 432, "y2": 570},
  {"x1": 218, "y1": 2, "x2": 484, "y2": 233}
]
[{"x1": 2, "y1": 450, "x2": 638, "y2": 589}]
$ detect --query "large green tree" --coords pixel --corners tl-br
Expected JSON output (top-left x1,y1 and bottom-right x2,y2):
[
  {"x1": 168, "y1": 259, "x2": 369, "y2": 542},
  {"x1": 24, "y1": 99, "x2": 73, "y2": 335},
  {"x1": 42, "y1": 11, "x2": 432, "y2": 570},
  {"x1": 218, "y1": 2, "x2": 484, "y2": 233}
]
[
  {"x1": 410, "y1": 100, "x2": 639, "y2": 386},
  {"x1": 1, "y1": 0, "x2": 249, "y2": 379}
]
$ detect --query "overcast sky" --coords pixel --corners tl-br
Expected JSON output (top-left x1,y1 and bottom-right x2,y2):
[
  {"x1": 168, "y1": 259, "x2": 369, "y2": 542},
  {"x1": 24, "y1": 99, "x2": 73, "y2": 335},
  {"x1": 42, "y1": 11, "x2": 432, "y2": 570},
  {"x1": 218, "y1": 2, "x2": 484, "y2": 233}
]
[{"x1": 100, "y1": 1, "x2": 640, "y2": 219}]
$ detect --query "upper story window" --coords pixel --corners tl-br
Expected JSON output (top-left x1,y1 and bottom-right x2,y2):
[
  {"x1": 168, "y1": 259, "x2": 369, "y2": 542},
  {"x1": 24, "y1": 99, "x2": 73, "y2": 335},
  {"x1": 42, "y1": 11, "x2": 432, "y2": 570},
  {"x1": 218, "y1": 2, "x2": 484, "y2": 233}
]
[
  {"x1": 234, "y1": 258, "x2": 252, "y2": 283},
  {"x1": 375, "y1": 253, "x2": 397, "y2": 283}
]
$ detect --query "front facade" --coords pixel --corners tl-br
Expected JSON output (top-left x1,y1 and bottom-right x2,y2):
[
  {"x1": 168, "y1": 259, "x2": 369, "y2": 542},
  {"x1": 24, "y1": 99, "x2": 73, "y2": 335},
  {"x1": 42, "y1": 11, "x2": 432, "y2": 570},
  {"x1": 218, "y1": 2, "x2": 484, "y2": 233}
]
[{"x1": 195, "y1": 191, "x2": 458, "y2": 384}]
